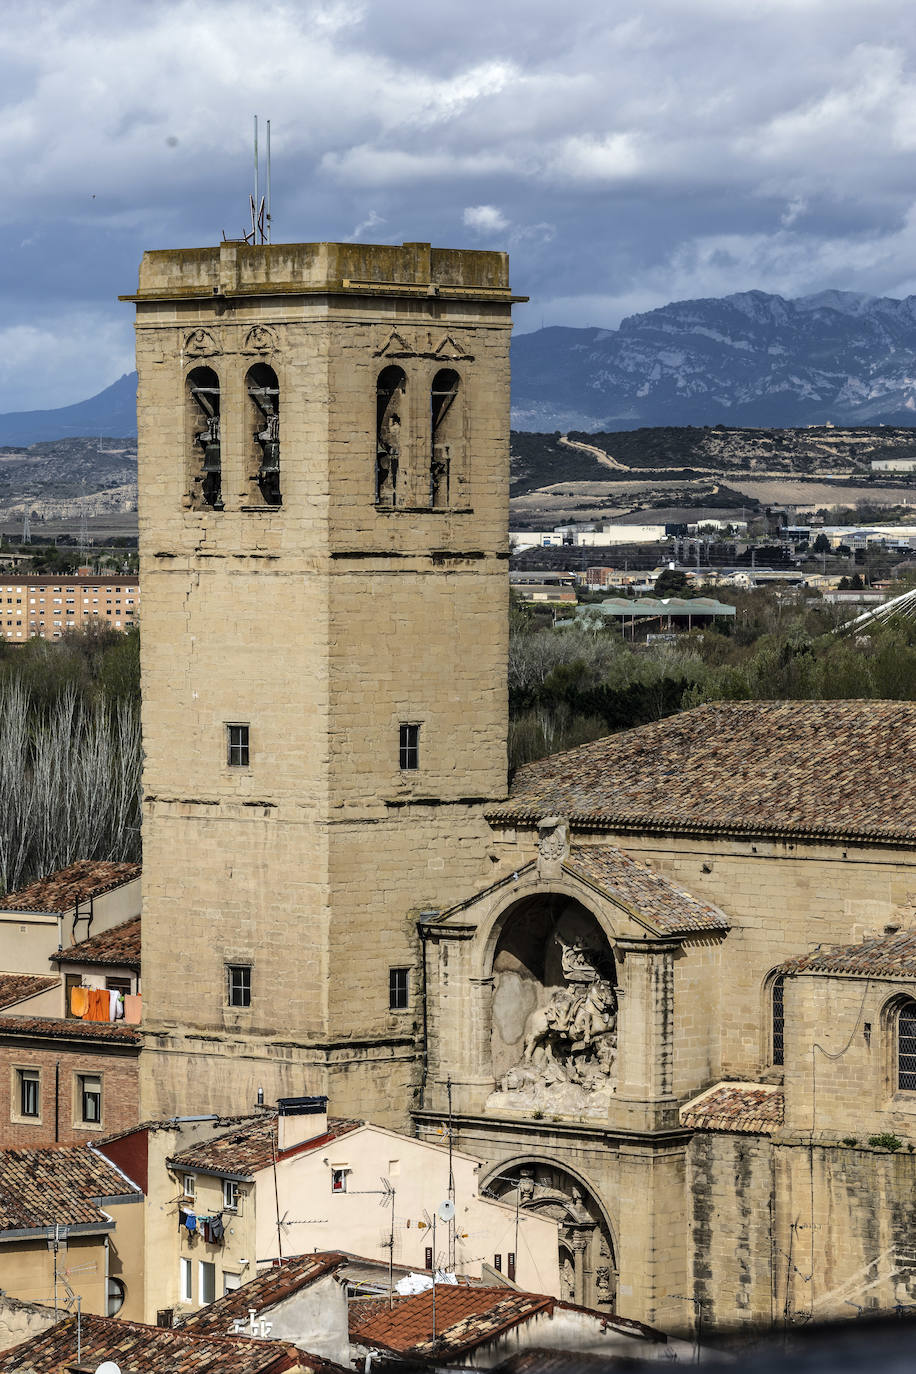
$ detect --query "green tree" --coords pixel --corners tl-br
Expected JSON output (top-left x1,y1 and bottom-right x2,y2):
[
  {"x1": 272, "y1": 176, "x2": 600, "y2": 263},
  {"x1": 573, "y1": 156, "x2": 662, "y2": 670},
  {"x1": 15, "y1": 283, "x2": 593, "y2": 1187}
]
[{"x1": 654, "y1": 568, "x2": 688, "y2": 597}]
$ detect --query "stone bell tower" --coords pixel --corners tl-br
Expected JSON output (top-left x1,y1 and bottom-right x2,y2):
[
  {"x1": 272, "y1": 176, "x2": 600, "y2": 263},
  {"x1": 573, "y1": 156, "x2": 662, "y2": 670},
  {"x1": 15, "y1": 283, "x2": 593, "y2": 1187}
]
[{"x1": 124, "y1": 240, "x2": 521, "y2": 1122}]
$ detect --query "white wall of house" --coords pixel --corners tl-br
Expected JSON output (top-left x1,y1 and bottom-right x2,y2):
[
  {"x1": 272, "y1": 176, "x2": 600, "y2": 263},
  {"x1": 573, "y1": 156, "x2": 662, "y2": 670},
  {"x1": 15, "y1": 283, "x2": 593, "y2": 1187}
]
[
  {"x1": 254, "y1": 1123, "x2": 561, "y2": 1295},
  {"x1": 457, "y1": 1305, "x2": 694, "y2": 1366}
]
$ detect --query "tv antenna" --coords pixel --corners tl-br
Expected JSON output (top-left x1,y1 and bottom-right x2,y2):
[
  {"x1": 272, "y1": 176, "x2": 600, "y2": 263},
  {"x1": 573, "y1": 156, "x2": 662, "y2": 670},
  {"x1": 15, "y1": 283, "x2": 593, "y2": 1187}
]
[{"x1": 248, "y1": 115, "x2": 272, "y2": 244}]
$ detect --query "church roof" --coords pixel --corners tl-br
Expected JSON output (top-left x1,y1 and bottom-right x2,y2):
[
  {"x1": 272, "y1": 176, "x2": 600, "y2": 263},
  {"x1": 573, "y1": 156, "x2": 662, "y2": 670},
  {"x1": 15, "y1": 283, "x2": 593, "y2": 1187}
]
[
  {"x1": 564, "y1": 846, "x2": 728, "y2": 935},
  {"x1": 784, "y1": 929, "x2": 916, "y2": 979},
  {"x1": 489, "y1": 701, "x2": 916, "y2": 846},
  {"x1": 680, "y1": 1082, "x2": 784, "y2": 1135}
]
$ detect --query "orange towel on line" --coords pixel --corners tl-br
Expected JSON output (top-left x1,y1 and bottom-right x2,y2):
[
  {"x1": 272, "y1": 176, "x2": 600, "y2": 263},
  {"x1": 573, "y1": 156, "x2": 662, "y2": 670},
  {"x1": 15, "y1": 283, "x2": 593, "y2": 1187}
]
[
  {"x1": 70, "y1": 986, "x2": 89, "y2": 1018},
  {"x1": 123, "y1": 994, "x2": 142, "y2": 1025},
  {"x1": 86, "y1": 988, "x2": 110, "y2": 1022}
]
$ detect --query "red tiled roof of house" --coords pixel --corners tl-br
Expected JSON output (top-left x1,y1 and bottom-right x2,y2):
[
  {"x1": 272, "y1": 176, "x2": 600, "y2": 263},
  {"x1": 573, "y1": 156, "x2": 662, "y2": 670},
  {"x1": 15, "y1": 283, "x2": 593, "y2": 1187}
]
[
  {"x1": 1, "y1": 859, "x2": 140, "y2": 912},
  {"x1": 0, "y1": 1312, "x2": 333, "y2": 1373},
  {"x1": 349, "y1": 1285, "x2": 553, "y2": 1357},
  {"x1": 680, "y1": 1082, "x2": 784, "y2": 1135},
  {"x1": 0, "y1": 1145, "x2": 140, "y2": 1233},
  {"x1": 167, "y1": 1114, "x2": 362, "y2": 1180},
  {"x1": 488, "y1": 701, "x2": 916, "y2": 846},
  {"x1": 52, "y1": 915, "x2": 141, "y2": 969},
  {"x1": 0, "y1": 1016, "x2": 139, "y2": 1044},
  {"x1": 564, "y1": 846, "x2": 729, "y2": 935},
  {"x1": 182, "y1": 1252, "x2": 349, "y2": 1334},
  {"x1": 783, "y1": 930, "x2": 916, "y2": 978},
  {"x1": 0, "y1": 973, "x2": 59, "y2": 1009}
]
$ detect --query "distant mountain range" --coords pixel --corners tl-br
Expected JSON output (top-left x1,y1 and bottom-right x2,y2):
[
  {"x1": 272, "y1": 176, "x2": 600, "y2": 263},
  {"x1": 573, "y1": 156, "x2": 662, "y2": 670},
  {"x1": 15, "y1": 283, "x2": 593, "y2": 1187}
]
[
  {"x1": 7, "y1": 289, "x2": 916, "y2": 444},
  {"x1": 511, "y1": 290, "x2": 916, "y2": 431}
]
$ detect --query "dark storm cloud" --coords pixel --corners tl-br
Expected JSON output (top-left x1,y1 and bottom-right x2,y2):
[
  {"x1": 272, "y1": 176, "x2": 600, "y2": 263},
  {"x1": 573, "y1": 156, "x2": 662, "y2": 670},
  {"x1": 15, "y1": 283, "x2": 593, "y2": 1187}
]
[{"x1": 2, "y1": 0, "x2": 916, "y2": 407}]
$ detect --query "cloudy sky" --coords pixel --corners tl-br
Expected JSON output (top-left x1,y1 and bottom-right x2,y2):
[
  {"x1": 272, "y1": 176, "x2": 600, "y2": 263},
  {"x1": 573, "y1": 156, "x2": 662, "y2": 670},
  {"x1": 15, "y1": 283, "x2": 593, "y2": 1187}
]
[{"x1": 3, "y1": 0, "x2": 916, "y2": 410}]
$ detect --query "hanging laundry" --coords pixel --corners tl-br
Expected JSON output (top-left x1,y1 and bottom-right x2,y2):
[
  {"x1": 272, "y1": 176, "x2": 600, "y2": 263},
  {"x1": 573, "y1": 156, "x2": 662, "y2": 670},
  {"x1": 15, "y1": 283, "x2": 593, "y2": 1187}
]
[
  {"x1": 184, "y1": 1213, "x2": 197, "y2": 1234},
  {"x1": 108, "y1": 990, "x2": 120, "y2": 1021},
  {"x1": 123, "y1": 994, "x2": 142, "y2": 1025},
  {"x1": 114, "y1": 993, "x2": 125, "y2": 1020},
  {"x1": 70, "y1": 986, "x2": 89, "y2": 1019},
  {"x1": 86, "y1": 988, "x2": 109, "y2": 1022},
  {"x1": 209, "y1": 1215, "x2": 225, "y2": 1243}
]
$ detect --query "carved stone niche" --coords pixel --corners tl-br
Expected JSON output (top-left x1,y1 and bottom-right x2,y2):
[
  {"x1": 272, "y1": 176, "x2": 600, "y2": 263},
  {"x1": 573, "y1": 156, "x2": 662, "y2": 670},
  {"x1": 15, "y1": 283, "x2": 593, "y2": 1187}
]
[
  {"x1": 486, "y1": 894, "x2": 617, "y2": 1120},
  {"x1": 537, "y1": 815, "x2": 569, "y2": 877}
]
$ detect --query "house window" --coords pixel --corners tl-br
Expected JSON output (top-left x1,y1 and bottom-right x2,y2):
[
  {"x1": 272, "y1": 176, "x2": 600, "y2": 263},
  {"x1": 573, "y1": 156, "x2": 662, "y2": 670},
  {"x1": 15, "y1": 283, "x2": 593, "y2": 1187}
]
[
  {"x1": 18, "y1": 1068, "x2": 39, "y2": 1119},
  {"x1": 399, "y1": 723, "x2": 420, "y2": 771},
  {"x1": 223, "y1": 1179, "x2": 240, "y2": 1212},
  {"x1": 223, "y1": 1272, "x2": 242, "y2": 1294},
  {"x1": 389, "y1": 967, "x2": 409, "y2": 1010},
  {"x1": 199, "y1": 1260, "x2": 216, "y2": 1305},
  {"x1": 79, "y1": 1074, "x2": 102, "y2": 1125},
  {"x1": 183, "y1": 1175, "x2": 196, "y2": 1199},
  {"x1": 227, "y1": 724, "x2": 250, "y2": 767},
  {"x1": 331, "y1": 1168, "x2": 348, "y2": 1193},
  {"x1": 106, "y1": 977, "x2": 132, "y2": 998},
  {"x1": 180, "y1": 1257, "x2": 192, "y2": 1303},
  {"x1": 227, "y1": 965, "x2": 251, "y2": 1008},
  {"x1": 899, "y1": 1001, "x2": 916, "y2": 1090},
  {"x1": 772, "y1": 974, "x2": 785, "y2": 1067}
]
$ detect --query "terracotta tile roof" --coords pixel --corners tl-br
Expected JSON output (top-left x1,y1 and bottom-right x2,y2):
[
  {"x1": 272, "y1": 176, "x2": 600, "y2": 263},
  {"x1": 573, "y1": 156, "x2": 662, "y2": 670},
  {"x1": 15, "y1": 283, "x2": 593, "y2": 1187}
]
[
  {"x1": 564, "y1": 846, "x2": 728, "y2": 935},
  {"x1": 0, "y1": 1312, "x2": 325, "y2": 1373},
  {"x1": 349, "y1": 1285, "x2": 554, "y2": 1358},
  {"x1": 1, "y1": 860, "x2": 140, "y2": 913},
  {"x1": 0, "y1": 1016, "x2": 139, "y2": 1045},
  {"x1": 167, "y1": 1115, "x2": 361, "y2": 1180},
  {"x1": 0, "y1": 1145, "x2": 140, "y2": 1232},
  {"x1": 784, "y1": 930, "x2": 916, "y2": 978},
  {"x1": 0, "y1": 973, "x2": 58, "y2": 1009},
  {"x1": 182, "y1": 1252, "x2": 349, "y2": 1334},
  {"x1": 52, "y1": 915, "x2": 141, "y2": 970},
  {"x1": 489, "y1": 701, "x2": 916, "y2": 845},
  {"x1": 680, "y1": 1082, "x2": 785, "y2": 1135}
]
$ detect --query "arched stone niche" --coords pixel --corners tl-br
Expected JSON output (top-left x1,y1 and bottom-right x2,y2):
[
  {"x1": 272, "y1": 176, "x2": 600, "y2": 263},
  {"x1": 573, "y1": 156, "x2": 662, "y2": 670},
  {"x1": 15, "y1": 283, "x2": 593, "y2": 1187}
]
[
  {"x1": 486, "y1": 894, "x2": 618, "y2": 1119},
  {"x1": 485, "y1": 1159, "x2": 616, "y2": 1310}
]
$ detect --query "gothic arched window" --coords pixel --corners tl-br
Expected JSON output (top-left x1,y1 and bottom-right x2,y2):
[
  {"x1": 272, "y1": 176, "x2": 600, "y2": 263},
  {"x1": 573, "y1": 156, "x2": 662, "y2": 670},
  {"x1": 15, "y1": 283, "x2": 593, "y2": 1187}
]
[
  {"x1": 247, "y1": 363, "x2": 281, "y2": 506},
  {"x1": 898, "y1": 1000, "x2": 916, "y2": 1090},
  {"x1": 376, "y1": 366, "x2": 406, "y2": 507},
  {"x1": 771, "y1": 973, "x2": 785, "y2": 1067},
  {"x1": 187, "y1": 366, "x2": 223, "y2": 511},
  {"x1": 430, "y1": 369, "x2": 461, "y2": 508}
]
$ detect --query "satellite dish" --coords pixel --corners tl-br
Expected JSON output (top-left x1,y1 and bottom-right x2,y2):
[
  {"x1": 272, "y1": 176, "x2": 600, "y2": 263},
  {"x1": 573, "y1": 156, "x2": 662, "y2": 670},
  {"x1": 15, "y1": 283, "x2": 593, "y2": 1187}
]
[
  {"x1": 95, "y1": 1364, "x2": 122, "y2": 1374},
  {"x1": 438, "y1": 1200, "x2": 456, "y2": 1222}
]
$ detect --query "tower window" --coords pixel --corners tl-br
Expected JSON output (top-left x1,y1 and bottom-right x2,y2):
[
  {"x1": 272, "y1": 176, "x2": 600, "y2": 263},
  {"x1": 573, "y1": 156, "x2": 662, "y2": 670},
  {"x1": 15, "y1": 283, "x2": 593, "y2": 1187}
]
[
  {"x1": 187, "y1": 366, "x2": 223, "y2": 511},
  {"x1": 389, "y1": 967, "x2": 409, "y2": 1010},
  {"x1": 430, "y1": 369, "x2": 461, "y2": 508},
  {"x1": 227, "y1": 724, "x2": 250, "y2": 767},
  {"x1": 247, "y1": 363, "x2": 281, "y2": 507},
  {"x1": 376, "y1": 367, "x2": 406, "y2": 507},
  {"x1": 771, "y1": 974, "x2": 785, "y2": 1066},
  {"x1": 227, "y1": 965, "x2": 251, "y2": 1008},
  {"x1": 399, "y1": 723, "x2": 420, "y2": 771}
]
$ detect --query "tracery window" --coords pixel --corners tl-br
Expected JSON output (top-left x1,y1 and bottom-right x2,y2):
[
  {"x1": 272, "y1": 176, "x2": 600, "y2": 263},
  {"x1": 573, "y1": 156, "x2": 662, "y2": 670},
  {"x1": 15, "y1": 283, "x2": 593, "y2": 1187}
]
[{"x1": 899, "y1": 1000, "x2": 916, "y2": 1090}]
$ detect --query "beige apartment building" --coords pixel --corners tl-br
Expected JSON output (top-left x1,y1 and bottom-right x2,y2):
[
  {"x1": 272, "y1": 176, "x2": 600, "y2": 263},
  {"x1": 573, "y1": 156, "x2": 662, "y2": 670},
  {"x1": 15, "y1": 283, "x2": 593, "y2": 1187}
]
[
  {"x1": 0, "y1": 575, "x2": 139, "y2": 642},
  {"x1": 126, "y1": 237, "x2": 916, "y2": 1337}
]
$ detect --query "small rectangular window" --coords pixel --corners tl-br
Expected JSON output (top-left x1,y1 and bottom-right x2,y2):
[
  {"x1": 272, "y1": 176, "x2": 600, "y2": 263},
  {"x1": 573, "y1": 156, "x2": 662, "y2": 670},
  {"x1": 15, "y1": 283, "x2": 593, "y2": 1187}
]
[
  {"x1": 399, "y1": 722, "x2": 420, "y2": 771},
  {"x1": 223, "y1": 1179, "x2": 240, "y2": 1211},
  {"x1": 18, "y1": 1069, "x2": 39, "y2": 1119},
  {"x1": 227, "y1": 723, "x2": 250, "y2": 767},
  {"x1": 227, "y1": 965, "x2": 251, "y2": 1008},
  {"x1": 180, "y1": 1257, "x2": 192, "y2": 1302},
  {"x1": 199, "y1": 1260, "x2": 215, "y2": 1305},
  {"x1": 507, "y1": 1252, "x2": 516, "y2": 1282},
  {"x1": 79, "y1": 1074, "x2": 102, "y2": 1125},
  {"x1": 493, "y1": 1254, "x2": 502, "y2": 1273},
  {"x1": 331, "y1": 1168, "x2": 348, "y2": 1193},
  {"x1": 106, "y1": 977, "x2": 131, "y2": 997},
  {"x1": 389, "y1": 967, "x2": 409, "y2": 1010}
]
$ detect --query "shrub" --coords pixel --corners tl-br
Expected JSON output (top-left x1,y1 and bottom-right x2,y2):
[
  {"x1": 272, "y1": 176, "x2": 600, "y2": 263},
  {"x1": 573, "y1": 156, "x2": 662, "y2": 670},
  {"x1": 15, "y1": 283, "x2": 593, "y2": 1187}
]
[{"x1": 868, "y1": 1133, "x2": 903, "y2": 1152}]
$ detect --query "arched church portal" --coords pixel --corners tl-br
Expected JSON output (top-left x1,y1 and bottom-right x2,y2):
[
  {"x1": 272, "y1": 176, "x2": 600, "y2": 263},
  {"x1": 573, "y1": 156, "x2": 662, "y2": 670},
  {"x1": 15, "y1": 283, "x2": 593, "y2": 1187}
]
[
  {"x1": 487, "y1": 894, "x2": 618, "y2": 1119},
  {"x1": 485, "y1": 1160, "x2": 616, "y2": 1311}
]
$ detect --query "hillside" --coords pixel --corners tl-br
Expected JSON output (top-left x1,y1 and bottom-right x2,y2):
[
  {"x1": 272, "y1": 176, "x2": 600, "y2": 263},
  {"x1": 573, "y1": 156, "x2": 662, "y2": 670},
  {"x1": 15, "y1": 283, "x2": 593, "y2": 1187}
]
[
  {"x1": 511, "y1": 290, "x2": 916, "y2": 431},
  {"x1": 0, "y1": 374, "x2": 138, "y2": 447}
]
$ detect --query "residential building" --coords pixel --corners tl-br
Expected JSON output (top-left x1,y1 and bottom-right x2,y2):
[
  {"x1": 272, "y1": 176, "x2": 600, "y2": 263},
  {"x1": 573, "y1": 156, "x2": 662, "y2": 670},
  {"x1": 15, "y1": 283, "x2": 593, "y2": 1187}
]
[
  {"x1": 0, "y1": 861, "x2": 141, "y2": 976},
  {"x1": 0, "y1": 575, "x2": 139, "y2": 642},
  {"x1": 0, "y1": 1144, "x2": 143, "y2": 1319}
]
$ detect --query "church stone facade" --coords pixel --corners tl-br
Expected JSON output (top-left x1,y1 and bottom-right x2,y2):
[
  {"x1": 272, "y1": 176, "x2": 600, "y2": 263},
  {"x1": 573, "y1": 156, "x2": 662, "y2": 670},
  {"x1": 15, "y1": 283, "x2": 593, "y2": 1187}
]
[{"x1": 127, "y1": 241, "x2": 916, "y2": 1336}]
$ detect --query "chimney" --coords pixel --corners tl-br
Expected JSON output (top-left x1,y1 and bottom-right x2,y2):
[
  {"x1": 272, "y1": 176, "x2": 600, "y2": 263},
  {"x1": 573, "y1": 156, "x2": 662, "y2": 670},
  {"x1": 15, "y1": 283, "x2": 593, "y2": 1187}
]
[{"x1": 277, "y1": 1095, "x2": 328, "y2": 1152}]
